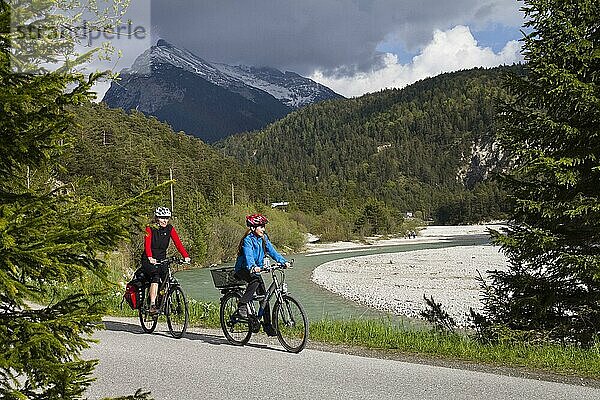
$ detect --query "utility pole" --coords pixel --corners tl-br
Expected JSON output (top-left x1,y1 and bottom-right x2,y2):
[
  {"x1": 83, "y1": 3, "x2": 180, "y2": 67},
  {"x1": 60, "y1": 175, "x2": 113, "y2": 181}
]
[{"x1": 170, "y1": 167, "x2": 174, "y2": 215}]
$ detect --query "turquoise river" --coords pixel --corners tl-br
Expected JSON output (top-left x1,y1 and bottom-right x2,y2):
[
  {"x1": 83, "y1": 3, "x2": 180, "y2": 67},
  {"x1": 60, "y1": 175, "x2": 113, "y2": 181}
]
[{"x1": 176, "y1": 233, "x2": 489, "y2": 327}]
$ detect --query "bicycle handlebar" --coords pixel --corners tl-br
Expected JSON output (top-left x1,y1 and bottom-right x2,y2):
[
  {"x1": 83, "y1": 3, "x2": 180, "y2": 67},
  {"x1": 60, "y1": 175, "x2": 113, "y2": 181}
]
[
  {"x1": 158, "y1": 256, "x2": 190, "y2": 266},
  {"x1": 259, "y1": 259, "x2": 294, "y2": 273}
]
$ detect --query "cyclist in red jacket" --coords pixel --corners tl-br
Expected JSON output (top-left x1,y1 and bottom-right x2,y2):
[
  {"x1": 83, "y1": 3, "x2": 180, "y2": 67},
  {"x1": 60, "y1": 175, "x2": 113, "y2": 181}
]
[{"x1": 141, "y1": 207, "x2": 190, "y2": 314}]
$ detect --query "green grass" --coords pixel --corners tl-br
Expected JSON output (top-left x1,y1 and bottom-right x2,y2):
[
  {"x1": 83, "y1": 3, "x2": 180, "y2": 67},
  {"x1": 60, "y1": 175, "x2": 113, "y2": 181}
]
[
  {"x1": 307, "y1": 318, "x2": 600, "y2": 379},
  {"x1": 105, "y1": 291, "x2": 222, "y2": 327}
]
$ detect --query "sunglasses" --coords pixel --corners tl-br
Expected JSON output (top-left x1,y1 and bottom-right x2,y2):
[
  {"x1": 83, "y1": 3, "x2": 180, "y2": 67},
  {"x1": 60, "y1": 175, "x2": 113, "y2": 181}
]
[{"x1": 157, "y1": 216, "x2": 170, "y2": 220}]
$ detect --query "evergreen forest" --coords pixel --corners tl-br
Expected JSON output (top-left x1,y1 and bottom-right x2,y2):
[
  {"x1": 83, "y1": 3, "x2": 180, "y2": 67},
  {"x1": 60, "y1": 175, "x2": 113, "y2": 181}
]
[
  {"x1": 218, "y1": 66, "x2": 523, "y2": 226},
  {"x1": 60, "y1": 103, "x2": 301, "y2": 265}
]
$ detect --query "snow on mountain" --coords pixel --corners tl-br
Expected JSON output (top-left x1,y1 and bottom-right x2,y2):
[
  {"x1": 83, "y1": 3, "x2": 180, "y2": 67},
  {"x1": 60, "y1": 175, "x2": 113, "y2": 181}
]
[
  {"x1": 125, "y1": 39, "x2": 342, "y2": 108},
  {"x1": 103, "y1": 40, "x2": 343, "y2": 142},
  {"x1": 212, "y1": 63, "x2": 341, "y2": 107},
  {"x1": 126, "y1": 39, "x2": 250, "y2": 95}
]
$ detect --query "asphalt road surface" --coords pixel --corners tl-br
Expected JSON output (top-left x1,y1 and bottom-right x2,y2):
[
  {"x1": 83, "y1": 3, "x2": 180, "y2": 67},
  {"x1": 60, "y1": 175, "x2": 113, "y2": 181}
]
[{"x1": 82, "y1": 318, "x2": 600, "y2": 400}]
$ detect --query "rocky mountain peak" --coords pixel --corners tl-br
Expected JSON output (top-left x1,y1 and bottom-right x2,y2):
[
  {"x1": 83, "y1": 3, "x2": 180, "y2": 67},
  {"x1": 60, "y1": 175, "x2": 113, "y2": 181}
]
[{"x1": 102, "y1": 40, "x2": 343, "y2": 142}]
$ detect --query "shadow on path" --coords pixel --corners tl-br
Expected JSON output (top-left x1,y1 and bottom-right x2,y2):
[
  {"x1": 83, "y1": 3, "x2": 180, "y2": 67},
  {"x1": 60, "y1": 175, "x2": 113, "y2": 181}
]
[
  {"x1": 102, "y1": 320, "x2": 285, "y2": 351},
  {"x1": 103, "y1": 320, "x2": 226, "y2": 345},
  {"x1": 103, "y1": 320, "x2": 144, "y2": 334}
]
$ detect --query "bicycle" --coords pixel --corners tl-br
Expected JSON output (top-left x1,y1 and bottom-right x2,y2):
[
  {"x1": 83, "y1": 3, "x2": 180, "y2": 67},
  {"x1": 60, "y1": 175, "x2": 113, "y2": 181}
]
[
  {"x1": 211, "y1": 261, "x2": 309, "y2": 353},
  {"x1": 139, "y1": 257, "x2": 189, "y2": 338}
]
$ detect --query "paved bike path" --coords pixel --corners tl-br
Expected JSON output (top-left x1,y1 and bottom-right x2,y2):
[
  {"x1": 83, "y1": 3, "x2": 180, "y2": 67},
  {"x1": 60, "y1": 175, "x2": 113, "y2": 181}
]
[{"x1": 83, "y1": 318, "x2": 600, "y2": 400}]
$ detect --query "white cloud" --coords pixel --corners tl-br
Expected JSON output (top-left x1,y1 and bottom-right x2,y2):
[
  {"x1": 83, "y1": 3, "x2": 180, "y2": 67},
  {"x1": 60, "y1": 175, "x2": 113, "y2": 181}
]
[{"x1": 311, "y1": 25, "x2": 523, "y2": 98}]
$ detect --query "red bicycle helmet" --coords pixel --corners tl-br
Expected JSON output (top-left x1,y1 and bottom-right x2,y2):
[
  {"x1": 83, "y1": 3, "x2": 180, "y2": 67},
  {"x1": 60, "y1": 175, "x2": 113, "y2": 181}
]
[{"x1": 246, "y1": 213, "x2": 269, "y2": 227}]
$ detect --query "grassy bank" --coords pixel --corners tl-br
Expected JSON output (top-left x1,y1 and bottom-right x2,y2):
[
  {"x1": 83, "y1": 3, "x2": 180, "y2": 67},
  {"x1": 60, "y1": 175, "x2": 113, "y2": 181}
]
[{"x1": 308, "y1": 319, "x2": 600, "y2": 379}]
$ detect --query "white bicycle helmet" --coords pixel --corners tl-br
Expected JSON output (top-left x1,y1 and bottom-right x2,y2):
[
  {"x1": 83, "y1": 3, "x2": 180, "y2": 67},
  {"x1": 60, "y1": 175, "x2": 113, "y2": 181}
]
[{"x1": 154, "y1": 207, "x2": 172, "y2": 218}]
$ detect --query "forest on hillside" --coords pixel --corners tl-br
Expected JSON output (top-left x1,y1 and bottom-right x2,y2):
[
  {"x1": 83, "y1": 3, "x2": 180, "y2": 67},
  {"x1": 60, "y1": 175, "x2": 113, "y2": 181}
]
[
  {"x1": 60, "y1": 103, "x2": 302, "y2": 265},
  {"x1": 218, "y1": 66, "x2": 525, "y2": 225},
  {"x1": 60, "y1": 97, "x2": 436, "y2": 265},
  {"x1": 52, "y1": 66, "x2": 524, "y2": 265}
]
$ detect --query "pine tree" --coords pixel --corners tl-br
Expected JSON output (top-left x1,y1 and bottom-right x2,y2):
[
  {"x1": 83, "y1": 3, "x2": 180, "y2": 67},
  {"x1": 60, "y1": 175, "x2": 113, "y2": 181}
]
[
  {"x1": 477, "y1": 0, "x2": 600, "y2": 345},
  {"x1": 1, "y1": 1, "x2": 155, "y2": 398}
]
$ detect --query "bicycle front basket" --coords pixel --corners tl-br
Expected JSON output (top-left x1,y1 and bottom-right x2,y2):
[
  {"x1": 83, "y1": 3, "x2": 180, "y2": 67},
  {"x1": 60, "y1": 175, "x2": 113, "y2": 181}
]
[{"x1": 210, "y1": 267, "x2": 246, "y2": 288}]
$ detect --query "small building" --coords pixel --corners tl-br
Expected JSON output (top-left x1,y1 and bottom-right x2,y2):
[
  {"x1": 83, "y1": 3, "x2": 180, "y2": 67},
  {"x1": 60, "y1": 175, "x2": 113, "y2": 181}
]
[{"x1": 271, "y1": 201, "x2": 289, "y2": 209}]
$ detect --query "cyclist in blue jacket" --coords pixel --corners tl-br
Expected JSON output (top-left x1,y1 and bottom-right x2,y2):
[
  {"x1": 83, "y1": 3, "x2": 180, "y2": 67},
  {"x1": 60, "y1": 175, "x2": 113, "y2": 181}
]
[{"x1": 234, "y1": 213, "x2": 289, "y2": 336}]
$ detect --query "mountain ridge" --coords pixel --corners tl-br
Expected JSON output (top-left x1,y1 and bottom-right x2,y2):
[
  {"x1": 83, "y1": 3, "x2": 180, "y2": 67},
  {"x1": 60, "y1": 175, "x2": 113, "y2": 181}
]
[{"x1": 102, "y1": 40, "x2": 342, "y2": 142}]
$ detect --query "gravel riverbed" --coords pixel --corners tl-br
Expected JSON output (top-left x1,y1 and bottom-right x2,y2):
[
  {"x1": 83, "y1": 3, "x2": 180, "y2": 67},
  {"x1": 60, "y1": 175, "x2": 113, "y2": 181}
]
[{"x1": 310, "y1": 226, "x2": 509, "y2": 326}]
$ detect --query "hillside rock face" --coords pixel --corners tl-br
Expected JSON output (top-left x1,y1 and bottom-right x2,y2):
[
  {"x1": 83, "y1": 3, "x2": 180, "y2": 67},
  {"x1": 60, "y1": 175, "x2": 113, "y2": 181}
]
[{"x1": 103, "y1": 40, "x2": 342, "y2": 142}]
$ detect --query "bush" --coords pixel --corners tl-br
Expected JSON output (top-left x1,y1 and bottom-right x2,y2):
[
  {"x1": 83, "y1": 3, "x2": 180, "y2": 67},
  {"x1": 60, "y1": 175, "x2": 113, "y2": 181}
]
[
  {"x1": 262, "y1": 208, "x2": 306, "y2": 253},
  {"x1": 311, "y1": 208, "x2": 354, "y2": 242}
]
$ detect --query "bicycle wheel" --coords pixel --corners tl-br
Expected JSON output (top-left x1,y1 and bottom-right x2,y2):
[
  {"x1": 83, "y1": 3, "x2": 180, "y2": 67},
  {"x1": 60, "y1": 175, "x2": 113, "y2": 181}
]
[
  {"x1": 220, "y1": 291, "x2": 251, "y2": 346},
  {"x1": 166, "y1": 285, "x2": 188, "y2": 338},
  {"x1": 138, "y1": 286, "x2": 158, "y2": 333},
  {"x1": 273, "y1": 295, "x2": 308, "y2": 353}
]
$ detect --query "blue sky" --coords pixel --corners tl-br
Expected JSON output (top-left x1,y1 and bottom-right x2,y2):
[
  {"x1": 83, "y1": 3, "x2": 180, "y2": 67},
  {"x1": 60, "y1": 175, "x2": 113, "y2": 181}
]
[
  {"x1": 87, "y1": 0, "x2": 526, "y2": 98},
  {"x1": 473, "y1": 23, "x2": 524, "y2": 53},
  {"x1": 377, "y1": 23, "x2": 523, "y2": 64}
]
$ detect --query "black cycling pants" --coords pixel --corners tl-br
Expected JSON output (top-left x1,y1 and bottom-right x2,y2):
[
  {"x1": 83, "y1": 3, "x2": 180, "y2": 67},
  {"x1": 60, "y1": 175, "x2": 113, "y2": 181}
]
[
  {"x1": 141, "y1": 256, "x2": 167, "y2": 284},
  {"x1": 235, "y1": 268, "x2": 271, "y2": 324}
]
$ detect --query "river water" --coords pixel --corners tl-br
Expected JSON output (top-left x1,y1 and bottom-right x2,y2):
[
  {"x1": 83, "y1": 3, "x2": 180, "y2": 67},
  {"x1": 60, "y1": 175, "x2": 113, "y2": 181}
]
[{"x1": 177, "y1": 234, "x2": 489, "y2": 327}]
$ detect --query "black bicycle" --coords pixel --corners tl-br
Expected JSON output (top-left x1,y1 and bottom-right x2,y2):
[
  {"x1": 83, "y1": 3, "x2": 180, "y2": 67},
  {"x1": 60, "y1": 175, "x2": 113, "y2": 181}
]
[
  {"x1": 211, "y1": 261, "x2": 309, "y2": 353},
  {"x1": 139, "y1": 257, "x2": 189, "y2": 338}
]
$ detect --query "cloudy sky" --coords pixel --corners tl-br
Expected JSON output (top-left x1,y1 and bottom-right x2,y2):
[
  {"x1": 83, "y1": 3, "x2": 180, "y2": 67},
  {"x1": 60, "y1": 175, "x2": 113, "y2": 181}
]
[{"x1": 92, "y1": 0, "x2": 526, "y2": 98}]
